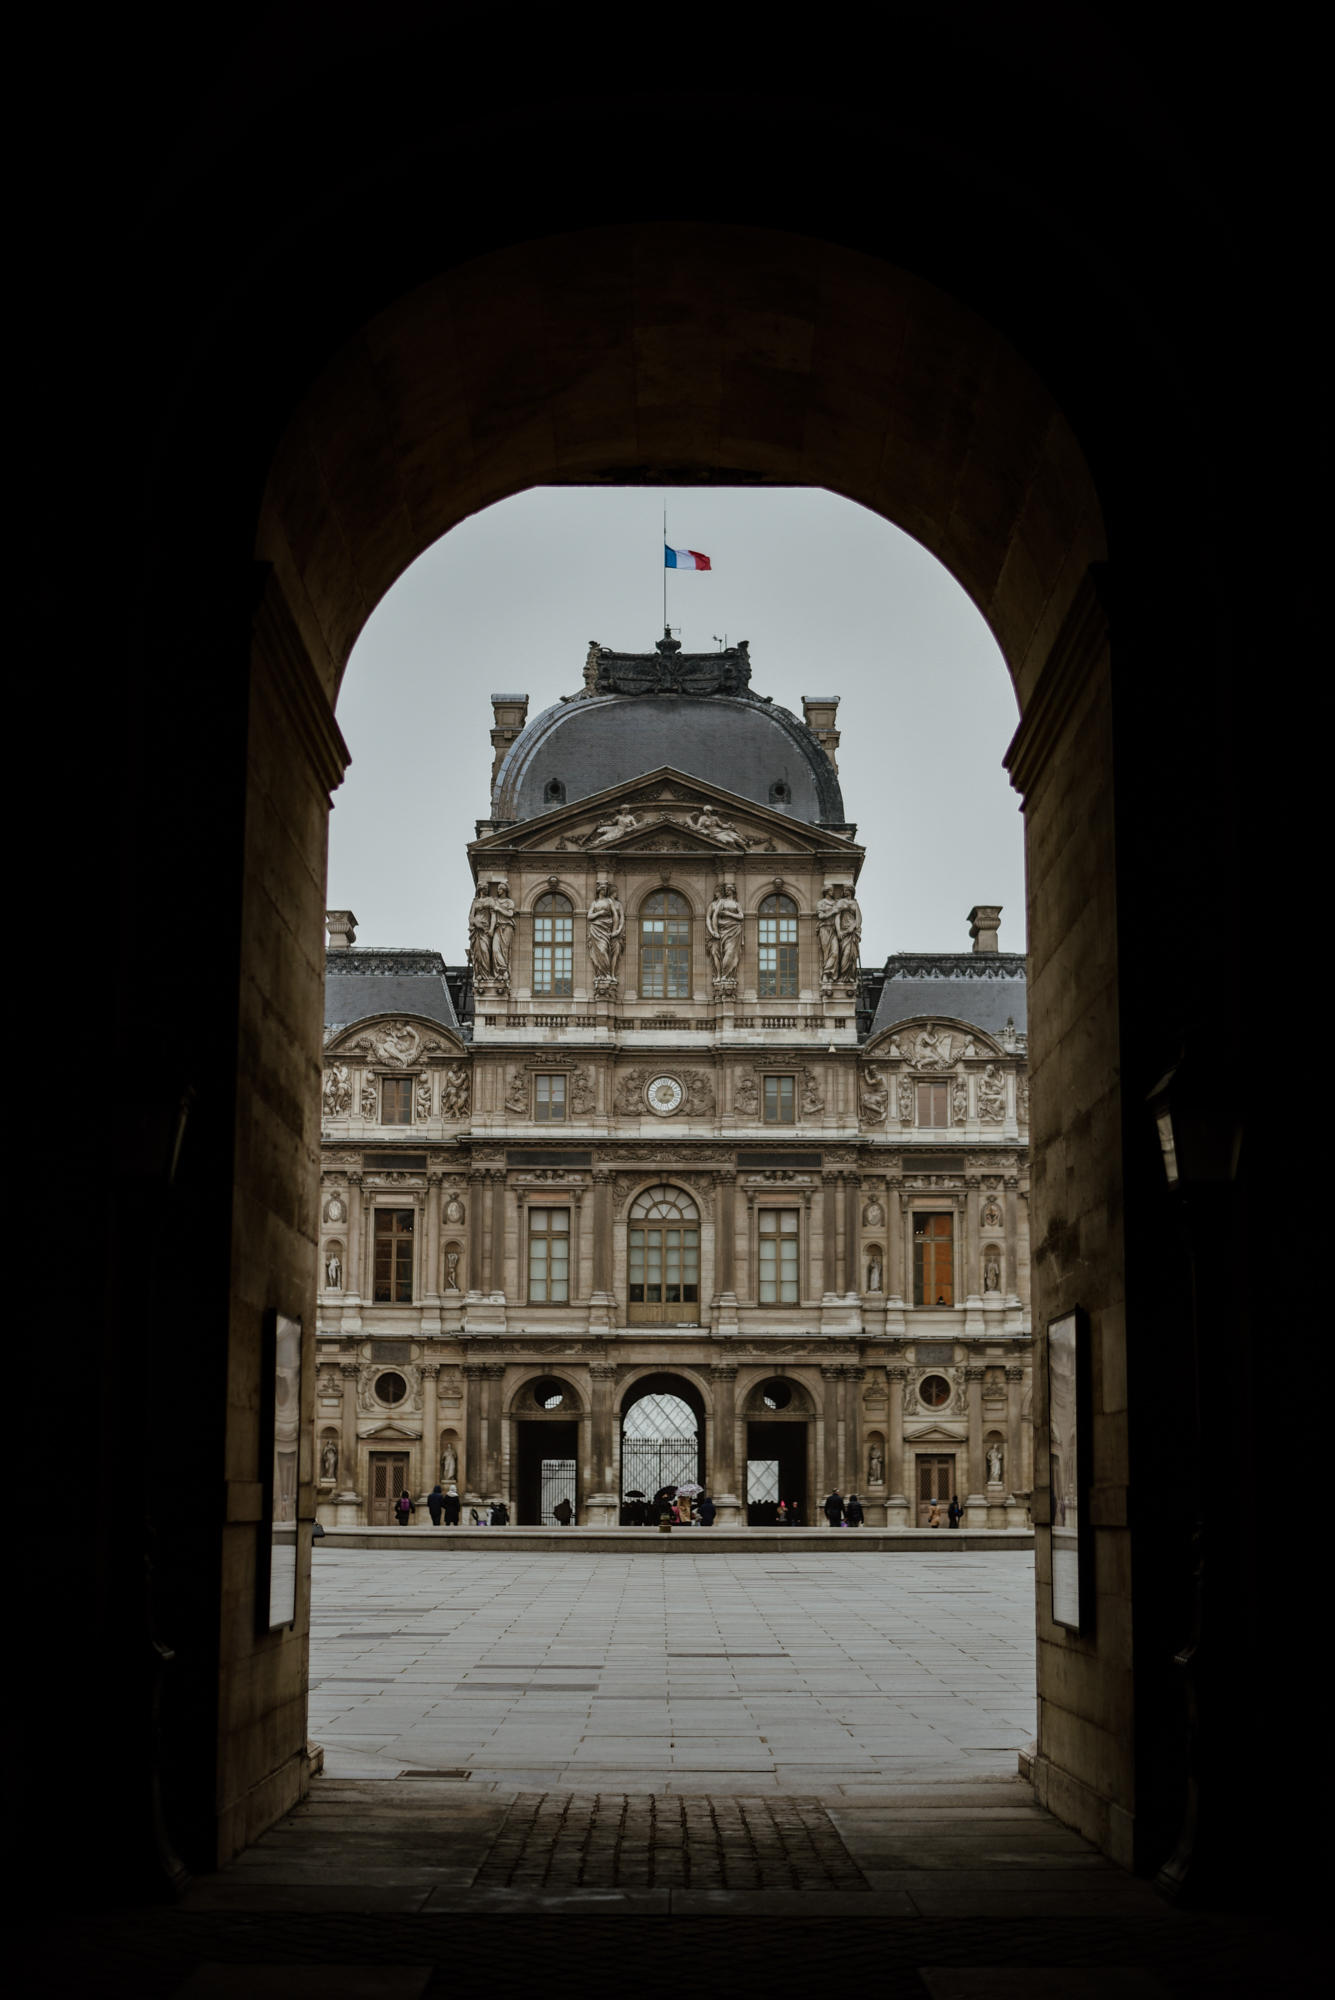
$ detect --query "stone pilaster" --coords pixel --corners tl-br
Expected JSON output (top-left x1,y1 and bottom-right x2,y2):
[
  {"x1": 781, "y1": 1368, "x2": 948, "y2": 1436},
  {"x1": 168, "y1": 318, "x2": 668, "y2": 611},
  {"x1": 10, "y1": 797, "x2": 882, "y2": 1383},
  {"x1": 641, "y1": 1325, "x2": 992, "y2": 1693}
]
[
  {"x1": 590, "y1": 1171, "x2": 614, "y2": 1325},
  {"x1": 336, "y1": 1363, "x2": 360, "y2": 1524},
  {"x1": 819, "y1": 1363, "x2": 841, "y2": 1498},
  {"x1": 489, "y1": 1170, "x2": 507, "y2": 1299},
  {"x1": 345, "y1": 1174, "x2": 364, "y2": 1299},
  {"x1": 1005, "y1": 1181, "x2": 1021, "y2": 1304},
  {"x1": 709, "y1": 1362, "x2": 741, "y2": 1523},
  {"x1": 424, "y1": 1174, "x2": 442, "y2": 1304},
  {"x1": 481, "y1": 1362, "x2": 506, "y2": 1497},
  {"x1": 886, "y1": 1364, "x2": 910, "y2": 1523},
  {"x1": 416, "y1": 1362, "x2": 439, "y2": 1504},
  {"x1": 1006, "y1": 1362, "x2": 1029, "y2": 1523},
  {"x1": 964, "y1": 1364, "x2": 987, "y2": 1525},
  {"x1": 463, "y1": 1360, "x2": 485, "y2": 1501},
  {"x1": 585, "y1": 1360, "x2": 619, "y2": 1525},
  {"x1": 467, "y1": 1172, "x2": 485, "y2": 1296}
]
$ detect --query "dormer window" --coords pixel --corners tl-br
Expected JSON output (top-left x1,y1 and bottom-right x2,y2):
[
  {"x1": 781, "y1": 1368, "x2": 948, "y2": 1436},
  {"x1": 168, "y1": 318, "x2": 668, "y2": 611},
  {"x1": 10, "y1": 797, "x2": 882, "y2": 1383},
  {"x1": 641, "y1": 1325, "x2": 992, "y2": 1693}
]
[
  {"x1": 768, "y1": 779, "x2": 791, "y2": 804},
  {"x1": 543, "y1": 778, "x2": 566, "y2": 805}
]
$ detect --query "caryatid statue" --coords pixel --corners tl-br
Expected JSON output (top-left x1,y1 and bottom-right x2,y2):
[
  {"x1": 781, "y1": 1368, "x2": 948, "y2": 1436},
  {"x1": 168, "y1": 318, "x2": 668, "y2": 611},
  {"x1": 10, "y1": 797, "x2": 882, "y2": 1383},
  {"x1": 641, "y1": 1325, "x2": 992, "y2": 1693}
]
[
  {"x1": 816, "y1": 886, "x2": 841, "y2": 991},
  {"x1": 489, "y1": 880, "x2": 516, "y2": 988},
  {"x1": 706, "y1": 881, "x2": 744, "y2": 990},
  {"x1": 467, "y1": 886, "x2": 496, "y2": 981},
  {"x1": 834, "y1": 888, "x2": 863, "y2": 984},
  {"x1": 587, "y1": 879, "x2": 625, "y2": 991}
]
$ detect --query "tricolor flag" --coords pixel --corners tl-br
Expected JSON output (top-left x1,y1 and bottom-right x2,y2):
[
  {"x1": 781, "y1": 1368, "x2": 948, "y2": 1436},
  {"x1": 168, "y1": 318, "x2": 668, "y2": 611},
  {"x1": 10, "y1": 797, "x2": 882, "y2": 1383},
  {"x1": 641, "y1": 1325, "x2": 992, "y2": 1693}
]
[{"x1": 664, "y1": 545, "x2": 711, "y2": 571}]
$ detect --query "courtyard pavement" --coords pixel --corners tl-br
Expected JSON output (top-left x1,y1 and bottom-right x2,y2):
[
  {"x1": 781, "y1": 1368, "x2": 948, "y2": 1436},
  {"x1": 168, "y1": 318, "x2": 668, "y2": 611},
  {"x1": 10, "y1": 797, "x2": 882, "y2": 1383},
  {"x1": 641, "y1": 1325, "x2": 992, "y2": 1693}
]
[{"x1": 309, "y1": 1546, "x2": 1036, "y2": 1793}]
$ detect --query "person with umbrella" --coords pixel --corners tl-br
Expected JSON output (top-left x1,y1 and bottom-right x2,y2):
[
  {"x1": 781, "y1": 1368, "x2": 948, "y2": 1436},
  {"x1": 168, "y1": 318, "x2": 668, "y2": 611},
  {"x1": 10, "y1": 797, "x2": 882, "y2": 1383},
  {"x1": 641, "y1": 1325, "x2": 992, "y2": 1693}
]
[
  {"x1": 676, "y1": 1479, "x2": 703, "y2": 1525},
  {"x1": 623, "y1": 1488, "x2": 647, "y2": 1526}
]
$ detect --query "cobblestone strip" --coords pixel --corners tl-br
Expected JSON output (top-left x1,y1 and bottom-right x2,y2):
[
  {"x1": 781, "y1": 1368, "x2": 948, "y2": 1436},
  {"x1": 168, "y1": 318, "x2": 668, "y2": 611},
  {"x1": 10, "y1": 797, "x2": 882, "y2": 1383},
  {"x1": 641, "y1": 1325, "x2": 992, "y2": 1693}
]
[{"x1": 474, "y1": 1793, "x2": 869, "y2": 1891}]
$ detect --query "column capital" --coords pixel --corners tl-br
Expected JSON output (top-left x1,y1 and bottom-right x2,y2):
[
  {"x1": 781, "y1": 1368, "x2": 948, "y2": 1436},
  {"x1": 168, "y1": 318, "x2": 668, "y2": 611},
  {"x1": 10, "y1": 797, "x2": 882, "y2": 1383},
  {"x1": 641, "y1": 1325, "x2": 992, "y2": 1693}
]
[
  {"x1": 887, "y1": 1364, "x2": 909, "y2": 1383},
  {"x1": 339, "y1": 1361, "x2": 360, "y2": 1378},
  {"x1": 1006, "y1": 1363, "x2": 1026, "y2": 1382},
  {"x1": 709, "y1": 1362, "x2": 738, "y2": 1382},
  {"x1": 964, "y1": 1363, "x2": 987, "y2": 1383},
  {"x1": 589, "y1": 1362, "x2": 618, "y2": 1382},
  {"x1": 462, "y1": 1360, "x2": 489, "y2": 1379}
]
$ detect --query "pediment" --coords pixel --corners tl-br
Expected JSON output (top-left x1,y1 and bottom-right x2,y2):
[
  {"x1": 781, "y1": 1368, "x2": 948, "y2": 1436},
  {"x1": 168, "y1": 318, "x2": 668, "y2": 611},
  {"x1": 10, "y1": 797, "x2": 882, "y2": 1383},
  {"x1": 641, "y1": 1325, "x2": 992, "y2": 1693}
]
[
  {"x1": 366, "y1": 1423, "x2": 417, "y2": 1440},
  {"x1": 471, "y1": 766, "x2": 861, "y2": 861},
  {"x1": 324, "y1": 1015, "x2": 468, "y2": 1063},
  {"x1": 904, "y1": 1421, "x2": 966, "y2": 1443},
  {"x1": 864, "y1": 1016, "x2": 1004, "y2": 1065}
]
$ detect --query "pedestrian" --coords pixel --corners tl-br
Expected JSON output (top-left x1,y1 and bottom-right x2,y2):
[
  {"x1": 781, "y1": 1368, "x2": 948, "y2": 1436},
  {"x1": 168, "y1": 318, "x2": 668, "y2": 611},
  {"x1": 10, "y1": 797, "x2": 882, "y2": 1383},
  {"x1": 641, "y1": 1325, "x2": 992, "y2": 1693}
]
[
  {"x1": 443, "y1": 1483, "x2": 461, "y2": 1526},
  {"x1": 552, "y1": 1495, "x2": 574, "y2": 1526},
  {"x1": 394, "y1": 1488, "x2": 413, "y2": 1526},
  {"x1": 947, "y1": 1493, "x2": 963, "y2": 1529},
  {"x1": 426, "y1": 1483, "x2": 444, "y2": 1526},
  {"x1": 776, "y1": 1500, "x2": 789, "y2": 1526},
  {"x1": 491, "y1": 1498, "x2": 509, "y2": 1526},
  {"x1": 789, "y1": 1498, "x2": 803, "y2": 1526},
  {"x1": 696, "y1": 1492, "x2": 716, "y2": 1526},
  {"x1": 927, "y1": 1498, "x2": 942, "y2": 1527},
  {"x1": 823, "y1": 1489, "x2": 845, "y2": 1526},
  {"x1": 845, "y1": 1492, "x2": 864, "y2": 1527}
]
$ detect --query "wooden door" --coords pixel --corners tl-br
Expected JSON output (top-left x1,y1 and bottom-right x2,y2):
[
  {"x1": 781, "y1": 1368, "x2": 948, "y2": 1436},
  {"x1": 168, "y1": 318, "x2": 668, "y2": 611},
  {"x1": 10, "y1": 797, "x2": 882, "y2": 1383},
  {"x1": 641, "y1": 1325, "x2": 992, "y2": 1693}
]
[
  {"x1": 369, "y1": 1451, "x2": 409, "y2": 1525},
  {"x1": 916, "y1": 1453, "x2": 956, "y2": 1524}
]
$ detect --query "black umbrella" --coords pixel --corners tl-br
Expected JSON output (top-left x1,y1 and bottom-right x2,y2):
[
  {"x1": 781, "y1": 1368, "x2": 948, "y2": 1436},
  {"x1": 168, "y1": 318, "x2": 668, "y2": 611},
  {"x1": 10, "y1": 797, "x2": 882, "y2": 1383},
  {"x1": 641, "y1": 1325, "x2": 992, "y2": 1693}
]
[{"x1": 624, "y1": 1489, "x2": 646, "y2": 1500}]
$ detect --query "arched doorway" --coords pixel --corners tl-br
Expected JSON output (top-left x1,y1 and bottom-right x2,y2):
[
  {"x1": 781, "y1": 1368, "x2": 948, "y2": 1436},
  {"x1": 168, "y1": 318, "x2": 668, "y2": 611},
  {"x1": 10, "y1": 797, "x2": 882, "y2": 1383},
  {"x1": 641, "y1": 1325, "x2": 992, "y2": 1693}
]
[
  {"x1": 512, "y1": 1375, "x2": 582, "y2": 1526},
  {"x1": 620, "y1": 1374, "x2": 706, "y2": 1516},
  {"x1": 744, "y1": 1376, "x2": 814, "y2": 1525}
]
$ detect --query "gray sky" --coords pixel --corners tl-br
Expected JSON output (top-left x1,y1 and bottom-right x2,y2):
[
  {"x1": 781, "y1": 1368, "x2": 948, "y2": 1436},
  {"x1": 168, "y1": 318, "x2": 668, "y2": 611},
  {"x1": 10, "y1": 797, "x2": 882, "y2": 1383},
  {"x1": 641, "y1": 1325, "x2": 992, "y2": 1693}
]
[{"x1": 330, "y1": 487, "x2": 1025, "y2": 965}]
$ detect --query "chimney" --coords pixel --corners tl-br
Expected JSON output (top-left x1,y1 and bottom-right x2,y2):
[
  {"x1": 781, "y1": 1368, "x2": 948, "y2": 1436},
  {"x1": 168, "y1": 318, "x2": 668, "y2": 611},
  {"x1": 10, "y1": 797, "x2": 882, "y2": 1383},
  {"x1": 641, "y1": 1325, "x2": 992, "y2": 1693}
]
[
  {"x1": 801, "y1": 696, "x2": 841, "y2": 771},
  {"x1": 968, "y1": 905, "x2": 1001, "y2": 953},
  {"x1": 490, "y1": 692, "x2": 530, "y2": 785},
  {"x1": 326, "y1": 909, "x2": 358, "y2": 950}
]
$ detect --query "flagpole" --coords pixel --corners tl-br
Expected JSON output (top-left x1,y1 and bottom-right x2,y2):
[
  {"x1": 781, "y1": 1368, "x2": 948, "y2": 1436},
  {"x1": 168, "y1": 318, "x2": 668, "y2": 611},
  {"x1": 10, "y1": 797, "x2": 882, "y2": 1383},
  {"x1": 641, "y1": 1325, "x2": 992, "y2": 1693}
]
[{"x1": 662, "y1": 507, "x2": 667, "y2": 634}]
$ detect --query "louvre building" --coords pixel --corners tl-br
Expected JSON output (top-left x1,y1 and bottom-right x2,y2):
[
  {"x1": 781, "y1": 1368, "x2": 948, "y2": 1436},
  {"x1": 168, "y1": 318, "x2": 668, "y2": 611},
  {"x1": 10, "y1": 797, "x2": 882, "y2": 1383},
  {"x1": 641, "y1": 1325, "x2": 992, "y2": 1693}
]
[{"x1": 316, "y1": 636, "x2": 1032, "y2": 1528}]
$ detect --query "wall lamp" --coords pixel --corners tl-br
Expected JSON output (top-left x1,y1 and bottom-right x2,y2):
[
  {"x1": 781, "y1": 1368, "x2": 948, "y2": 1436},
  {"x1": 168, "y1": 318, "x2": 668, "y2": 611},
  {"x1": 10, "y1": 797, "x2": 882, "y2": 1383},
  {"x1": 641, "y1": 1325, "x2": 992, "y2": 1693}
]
[{"x1": 1146, "y1": 1058, "x2": 1241, "y2": 1192}]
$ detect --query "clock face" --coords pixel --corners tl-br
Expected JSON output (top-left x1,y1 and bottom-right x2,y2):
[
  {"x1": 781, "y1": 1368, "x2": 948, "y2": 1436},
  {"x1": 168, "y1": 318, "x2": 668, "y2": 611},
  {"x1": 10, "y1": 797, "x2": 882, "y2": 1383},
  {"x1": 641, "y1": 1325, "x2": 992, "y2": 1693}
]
[{"x1": 647, "y1": 1074, "x2": 685, "y2": 1115}]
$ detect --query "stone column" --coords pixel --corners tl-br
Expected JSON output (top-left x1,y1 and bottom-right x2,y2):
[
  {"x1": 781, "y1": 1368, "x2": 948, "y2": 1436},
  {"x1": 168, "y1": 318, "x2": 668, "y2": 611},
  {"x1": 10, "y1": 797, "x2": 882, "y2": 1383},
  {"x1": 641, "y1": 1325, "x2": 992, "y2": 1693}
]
[
  {"x1": 903, "y1": 1196, "x2": 916, "y2": 1307},
  {"x1": 336, "y1": 1363, "x2": 361, "y2": 1522},
  {"x1": 834, "y1": 1174, "x2": 850, "y2": 1294},
  {"x1": 965, "y1": 1186, "x2": 981, "y2": 1298},
  {"x1": 709, "y1": 1362, "x2": 741, "y2": 1523},
  {"x1": 463, "y1": 1360, "x2": 486, "y2": 1501},
  {"x1": 886, "y1": 1365, "x2": 909, "y2": 1523},
  {"x1": 1005, "y1": 1182, "x2": 1021, "y2": 1302},
  {"x1": 345, "y1": 1174, "x2": 364, "y2": 1298},
  {"x1": 1005, "y1": 1363, "x2": 1026, "y2": 1516},
  {"x1": 819, "y1": 1364, "x2": 841, "y2": 1498},
  {"x1": 591, "y1": 1172, "x2": 614, "y2": 1299},
  {"x1": 845, "y1": 1365, "x2": 865, "y2": 1496},
  {"x1": 821, "y1": 1175, "x2": 839, "y2": 1295},
  {"x1": 482, "y1": 1362, "x2": 506, "y2": 1497},
  {"x1": 490, "y1": 1171, "x2": 507, "y2": 1298},
  {"x1": 845, "y1": 1177, "x2": 860, "y2": 1296},
  {"x1": 467, "y1": 1173, "x2": 486, "y2": 1294},
  {"x1": 715, "y1": 1174, "x2": 736, "y2": 1297},
  {"x1": 964, "y1": 1365, "x2": 987, "y2": 1525},
  {"x1": 885, "y1": 1184, "x2": 903, "y2": 1298},
  {"x1": 424, "y1": 1174, "x2": 442, "y2": 1303},
  {"x1": 417, "y1": 1362, "x2": 439, "y2": 1503},
  {"x1": 586, "y1": 1360, "x2": 619, "y2": 1525}
]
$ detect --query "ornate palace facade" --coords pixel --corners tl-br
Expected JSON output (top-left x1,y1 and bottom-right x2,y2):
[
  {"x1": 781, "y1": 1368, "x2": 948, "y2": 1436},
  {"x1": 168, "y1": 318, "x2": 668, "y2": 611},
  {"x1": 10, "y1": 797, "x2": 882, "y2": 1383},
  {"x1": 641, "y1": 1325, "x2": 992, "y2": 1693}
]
[{"x1": 315, "y1": 636, "x2": 1032, "y2": 1527}]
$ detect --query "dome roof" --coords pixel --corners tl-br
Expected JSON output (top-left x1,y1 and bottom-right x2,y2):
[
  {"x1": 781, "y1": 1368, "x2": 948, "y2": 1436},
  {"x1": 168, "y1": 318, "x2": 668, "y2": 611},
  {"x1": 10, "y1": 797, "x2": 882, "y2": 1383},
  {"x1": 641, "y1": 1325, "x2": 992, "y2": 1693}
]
[{"x1": 492, "y1": 638, "x2": 846, "y2": 826}]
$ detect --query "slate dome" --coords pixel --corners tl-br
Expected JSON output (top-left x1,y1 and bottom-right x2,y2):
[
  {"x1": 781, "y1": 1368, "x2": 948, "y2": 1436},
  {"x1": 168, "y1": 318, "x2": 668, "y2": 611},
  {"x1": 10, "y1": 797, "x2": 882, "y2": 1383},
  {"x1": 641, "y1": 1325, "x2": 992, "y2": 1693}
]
[{"x1": 491, "y1": 637, "x2": 846, "y2": 826}]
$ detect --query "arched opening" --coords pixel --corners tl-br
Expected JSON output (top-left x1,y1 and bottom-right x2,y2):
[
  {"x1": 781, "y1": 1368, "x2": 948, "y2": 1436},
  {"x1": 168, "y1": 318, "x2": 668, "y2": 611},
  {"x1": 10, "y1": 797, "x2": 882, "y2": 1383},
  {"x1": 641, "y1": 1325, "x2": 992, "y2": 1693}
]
[
  {"x1": 92, "y1": 188, "x2": 1272, "y2": 1908},
  {"x1": 620, "y1": 1373, "x2": 707, "y2": 1515},
  {"x1": 637, "y1": 889, "x2": 693, "y2": 1002},
  {"x1": 627, "y1": 1183, "x2": 701, "y2": 1325},
  {"x1": 744, "y1": 1375, "x2": 814, "y2": 1524},
  {"x1": 512, "y1": 1374, "x2": 582, "y2": 1526}
]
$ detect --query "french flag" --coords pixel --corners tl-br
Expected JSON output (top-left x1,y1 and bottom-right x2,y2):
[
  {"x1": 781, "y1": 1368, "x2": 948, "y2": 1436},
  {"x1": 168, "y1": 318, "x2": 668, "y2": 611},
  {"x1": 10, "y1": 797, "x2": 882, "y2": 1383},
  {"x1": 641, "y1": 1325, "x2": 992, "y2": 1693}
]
[{"x1": 664, "y1": 545, "x2": 711, "y2": 570}]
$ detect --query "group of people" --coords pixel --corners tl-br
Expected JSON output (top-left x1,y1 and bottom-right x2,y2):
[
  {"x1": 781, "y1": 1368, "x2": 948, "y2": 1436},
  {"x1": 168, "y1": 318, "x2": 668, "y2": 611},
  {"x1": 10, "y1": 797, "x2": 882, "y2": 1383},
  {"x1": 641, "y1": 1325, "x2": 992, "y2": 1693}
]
[
  {"x1": 391, "y1": 1484, "x2": 510, "y2": 1527},
  {"x1": 925, "y1": 1494, "x2": 965, "y2": 1529},
  {"x1": 619, "y1": 1487, "x2": 717, "y2": 1526},
  {"x1": 821, "y1": 1491, "x2": 866, "y2": 1526},
  {"x1": 747, "y1": 1499, "x2": 804, "y2": 1526}
]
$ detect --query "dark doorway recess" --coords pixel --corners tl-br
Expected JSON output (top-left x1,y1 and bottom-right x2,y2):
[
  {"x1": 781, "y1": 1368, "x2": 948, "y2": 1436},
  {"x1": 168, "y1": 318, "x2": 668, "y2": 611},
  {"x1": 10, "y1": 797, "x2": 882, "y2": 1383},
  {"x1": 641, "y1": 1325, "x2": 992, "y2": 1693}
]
[
  {"x1": 747, "y1": 1420, "x2": 808, "y2": 1524},
  {"x1": 516, "y1": 1420, "x2": 578, "y2": 1525}
]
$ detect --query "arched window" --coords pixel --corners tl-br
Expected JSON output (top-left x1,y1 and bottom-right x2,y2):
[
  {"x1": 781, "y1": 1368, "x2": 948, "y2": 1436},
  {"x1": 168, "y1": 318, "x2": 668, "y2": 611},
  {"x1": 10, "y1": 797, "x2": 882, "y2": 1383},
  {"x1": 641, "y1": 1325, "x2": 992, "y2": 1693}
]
[
  {"x1": 628, "y1": 1184, "x2": 700, "y2": 1324},
  {"x1": 757, "y1": 893, "x2": 798, "y2": 997},
  {"x1": 533, "y1": 892, "x2": 573, "y2": 996},
  {"x1": 639, "y1": 890, "x2": 691, "y2": 1000}
]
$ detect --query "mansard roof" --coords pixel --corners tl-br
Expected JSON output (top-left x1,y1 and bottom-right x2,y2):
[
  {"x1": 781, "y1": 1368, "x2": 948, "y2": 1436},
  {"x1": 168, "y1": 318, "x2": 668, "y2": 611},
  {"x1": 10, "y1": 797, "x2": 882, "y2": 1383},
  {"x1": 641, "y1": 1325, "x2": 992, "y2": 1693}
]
[
  {"x1": 324, "y1": 947, "x2": 462, "y2": 1036},
  {"x1": 868, "y1": 952, "x2": 1028, "y2": 1040},
  {"x1": 491, "y1": 636, "x2": 846, "y2": 826}
]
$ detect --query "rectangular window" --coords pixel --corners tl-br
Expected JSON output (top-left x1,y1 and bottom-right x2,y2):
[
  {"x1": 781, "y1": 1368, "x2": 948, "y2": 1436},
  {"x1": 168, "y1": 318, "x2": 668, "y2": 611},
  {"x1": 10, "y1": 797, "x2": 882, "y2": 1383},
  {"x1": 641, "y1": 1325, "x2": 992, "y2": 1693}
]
[
  {"x1": 381, "y1": 1076, "x2": 413, "y2": 1124},
  {"x1": 758, "y1": 1209, "x2": 800, "y2": 1303},
  {"x1": 533, "y1": 908, "x2": 573, "y2": 996},
  {"x1": 913, "y1": 1213, "x2": 954, "y2": 1307},
  {"x1": 373, "y1": 1208, "x2": 415, "y2": 1303},
  {"x1": 763, "y1": 1074, "x2": 796, "y2": 1124},
  {"x1": 916, "y1": 1080, "x2": 949, "y2": 1127},
  {"x1": 534, "y1": 1073, "x2": 567, "y2": 1123},
  {"x1": 528, "y1": 1207, "x2": 570, "y2": 1302},
  {"x1": 758, "y1": 908, "x2": 799, "y2": 996},
  {"x1": 641, "y1": 909, "x2": 691, "y2": 998}
]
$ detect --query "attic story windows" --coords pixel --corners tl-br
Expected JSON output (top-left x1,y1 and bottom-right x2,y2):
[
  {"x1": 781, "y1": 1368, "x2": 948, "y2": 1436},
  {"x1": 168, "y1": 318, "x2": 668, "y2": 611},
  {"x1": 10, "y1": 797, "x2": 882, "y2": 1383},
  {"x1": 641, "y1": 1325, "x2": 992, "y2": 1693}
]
[
  {"x1": 533, "y1": 893, "x2": 573, "y2": 997},
  {"x1": 380, "y1": 1076, "x2": 413, "y2": 1124},
  {"x1": 758, "y1": 893, "x2": 798, "y2": 998},
  {"x1": 640, "y1": 890, "x2": 691, "y2": 1000}
]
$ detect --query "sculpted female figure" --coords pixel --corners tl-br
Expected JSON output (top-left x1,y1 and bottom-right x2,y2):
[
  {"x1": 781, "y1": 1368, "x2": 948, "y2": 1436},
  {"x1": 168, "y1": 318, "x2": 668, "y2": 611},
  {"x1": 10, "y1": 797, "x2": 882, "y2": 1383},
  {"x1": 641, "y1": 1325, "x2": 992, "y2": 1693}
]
[
  {"x1": 587, "y1": 879, "x2": 625, "y2": 990},
  {"x1": 488, "y1": 880, "x2": 516, "y2": 988},
  {"x1": 816, "y1": 886, "x2": 841, "y2": 989},
  {"x1": 834, "y1": 889, "x2": 863, "y2": 983},
  {"x1": 706, "y1": 882, "x2": 743, "y2": 987}
]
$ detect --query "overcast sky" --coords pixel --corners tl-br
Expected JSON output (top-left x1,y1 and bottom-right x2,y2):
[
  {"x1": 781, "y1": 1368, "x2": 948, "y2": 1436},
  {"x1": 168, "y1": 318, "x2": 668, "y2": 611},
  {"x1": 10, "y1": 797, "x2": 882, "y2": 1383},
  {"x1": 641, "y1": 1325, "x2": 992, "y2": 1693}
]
[{"x1": 329, "y1": 487, "x2": 1025, "y2": 965}]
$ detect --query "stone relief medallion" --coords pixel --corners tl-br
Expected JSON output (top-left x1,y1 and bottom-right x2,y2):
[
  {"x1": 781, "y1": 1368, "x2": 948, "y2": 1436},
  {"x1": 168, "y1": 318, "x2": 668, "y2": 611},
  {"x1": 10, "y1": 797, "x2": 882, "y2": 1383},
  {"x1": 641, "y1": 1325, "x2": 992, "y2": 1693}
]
[{"x1": 646, "y1": 1074, "x2": 685, "y2": 1116}]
